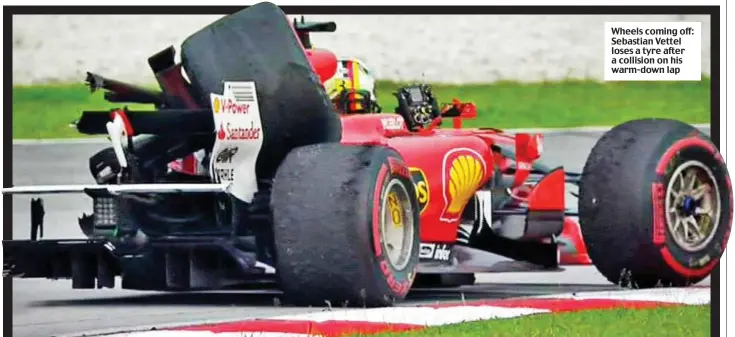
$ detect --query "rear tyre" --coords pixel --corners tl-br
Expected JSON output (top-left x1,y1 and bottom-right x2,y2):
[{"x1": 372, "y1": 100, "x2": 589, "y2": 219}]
[
  {"x1": 579, "y1": 118, "x2": 732, "y2": 288},
  {"x1": 271, "y1": 143, "x2": 420, "y2": 307}
]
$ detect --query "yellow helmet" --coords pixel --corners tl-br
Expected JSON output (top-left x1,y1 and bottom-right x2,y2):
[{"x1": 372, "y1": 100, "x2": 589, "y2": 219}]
[{"x1": 323, "y1": 58, "x2": 380, "y2": 114}]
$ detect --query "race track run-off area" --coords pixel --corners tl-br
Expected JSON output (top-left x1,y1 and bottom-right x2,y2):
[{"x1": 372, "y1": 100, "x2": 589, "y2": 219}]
[
  {"x1": 9, "y1": 128, "x2": 712, "y2": 337},
  {"x1": 107, "y1": 288, "x2": 711, "y2": 337}
]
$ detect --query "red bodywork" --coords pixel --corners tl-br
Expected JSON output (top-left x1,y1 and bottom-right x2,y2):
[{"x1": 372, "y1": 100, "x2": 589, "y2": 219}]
[
  {"x1": 339, "y1": 113, "x2": 590, "y2": 265},
  {"x1": 341, "y1": 113, "x2": 529, "y2": 242},
  {"x1": 170, "y1": 33, "x2": 591, "y2": 266}
]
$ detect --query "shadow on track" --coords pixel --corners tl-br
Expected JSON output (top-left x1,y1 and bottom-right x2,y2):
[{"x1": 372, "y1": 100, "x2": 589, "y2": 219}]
[
  {"x1": 28, "y1": 283, "x2": 620, "y2": 308},
  {"x1": 29, "y1": 290, "x2": 284, "y2": 308}
]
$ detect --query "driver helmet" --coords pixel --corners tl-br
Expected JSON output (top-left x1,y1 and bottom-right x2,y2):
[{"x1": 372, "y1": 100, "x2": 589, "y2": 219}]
[{"x1": 323, "y1": 58, "x2": 380, "y2": 114}]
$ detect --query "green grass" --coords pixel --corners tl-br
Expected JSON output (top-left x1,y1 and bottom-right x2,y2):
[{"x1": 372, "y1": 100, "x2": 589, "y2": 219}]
[
  {"x1": 12, "y1": 84, "x2": 152, "y2": 139},
  {"x1": 12, "y1": 78, "x2": 711, "y2": 139},
  {"x1": 354, "y1": 305, "x2": 711, "y2": 337}
]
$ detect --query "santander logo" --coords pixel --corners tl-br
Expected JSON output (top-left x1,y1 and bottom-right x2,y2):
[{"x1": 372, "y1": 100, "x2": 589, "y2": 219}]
[
  {"x1": 217, "y1": 123, "x2": 227, "y2": 140},
  {"x1": 217, "y1": 122, "x2": 261, "y2": 141}
]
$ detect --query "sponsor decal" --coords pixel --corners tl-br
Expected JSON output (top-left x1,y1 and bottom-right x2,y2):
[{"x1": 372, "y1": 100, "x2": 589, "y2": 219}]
[
  {"x1": 209, "y1": 81, "x2": 264, "y2": 203},
  {"x1": 387, "y1": 157, "x2": 410, "y2": 179},
  {"x1": 410, "y1": 168, "x2": 430, "y2": 214},
  {"x1": 419, "y1": 243, "x2": 452, "y2": 262},
  {"x1": 387, "y1": 191, "x2": 404, "y2": 229},
  {"x1": 652, "y1": 182, "x2": 666, "y2": 245},
  {"x1": 374, "y1": 165, "x2": 411, "y2": 297},
  {"x1": 212, "y1": 168, "x2": 235, "y2": 183},
  {"x1": 212, "y1": 88, "x2": 253, "y2": 115},
  {"x1": 215, "y1": 146, "x2": 239, "y2": 164},
  {"x1": 219, "y1": 98, "x2": 250, "y2": 114},
  {"x1": 381, "y1": 116, "x2": 405, "y2": 131},
  {"x1": 372, "y1": 166, "x2": 389, "y2": 257},
  {"x1": 440, "y1": 148, "x2": 487, "y2": 222},
  {"x1": 213, "y1": 96, "x2": 222, "y2": 114},
  {"x1": 217, "y1": 122, "x2": 262, "y2": 141},
  {"x1": 381, "y1": 260, "x2": 411, "y2": 295}
]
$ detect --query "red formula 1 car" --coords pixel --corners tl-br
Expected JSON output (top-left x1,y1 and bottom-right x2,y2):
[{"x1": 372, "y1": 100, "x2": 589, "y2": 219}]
[{"x1": 3, "y1": 2, "x2": 732, "y2": 307}]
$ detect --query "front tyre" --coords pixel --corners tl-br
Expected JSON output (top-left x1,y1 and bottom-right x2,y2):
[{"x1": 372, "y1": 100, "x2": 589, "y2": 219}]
[
  {"x1": 578, "y1": 119, "x2": 732, "y2": 288},
  {"x1": 271, "y1": 144, "x2": 420, "y2": 307}
]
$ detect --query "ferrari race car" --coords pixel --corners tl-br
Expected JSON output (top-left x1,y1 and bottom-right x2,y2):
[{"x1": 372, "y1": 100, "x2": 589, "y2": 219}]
[{"x1": 3, "y1": 2, "x2": 732, "y2": 307}]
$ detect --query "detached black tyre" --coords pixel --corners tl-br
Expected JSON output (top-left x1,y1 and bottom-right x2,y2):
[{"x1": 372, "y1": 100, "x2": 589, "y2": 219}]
[
  {"x1": 271, "y1": 143, "x2": 420, "y2": 307},
  {"x1": 579, "y1": 118, "x2": 732, "y2": 288}
]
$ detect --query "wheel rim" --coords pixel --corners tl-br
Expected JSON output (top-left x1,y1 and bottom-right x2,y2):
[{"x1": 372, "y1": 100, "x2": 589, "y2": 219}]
[
  {"x1": 664, "y1": 160, "x2": 721, "y2": 252},
  {"x1": 380, "y1": 178, "x2": 415, "y2": 271}
]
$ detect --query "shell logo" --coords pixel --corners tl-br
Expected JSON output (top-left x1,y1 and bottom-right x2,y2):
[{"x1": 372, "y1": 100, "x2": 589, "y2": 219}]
[
  {"x1": 213, "y1": 97, "x2": 222, "y2": 114},
  {"x1": 440, "y1": 148, "x2": 487, "y2": 222}
]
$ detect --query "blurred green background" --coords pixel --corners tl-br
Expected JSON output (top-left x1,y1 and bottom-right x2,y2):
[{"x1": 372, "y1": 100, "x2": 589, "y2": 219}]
[{"x1": 12, "y1": 78, "x2": 710, "y2": 139}]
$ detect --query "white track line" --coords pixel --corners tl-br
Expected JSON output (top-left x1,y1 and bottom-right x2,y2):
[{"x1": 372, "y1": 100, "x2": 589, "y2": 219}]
[
  {"x1": 537, "y1": 287, "x2": 711, "y2": 305},
  {"x1": 270, "y1": 305, "x2": 548, "y2": 326},
  {"x1": 98, "y1": 287, "x2": 710, "y2": 337}
]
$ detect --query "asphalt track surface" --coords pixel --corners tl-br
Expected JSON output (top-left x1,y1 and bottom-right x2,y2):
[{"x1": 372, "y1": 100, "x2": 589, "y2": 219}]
[{"x1": 9, "y1": 128, "x2": 712, "y2": 337}]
